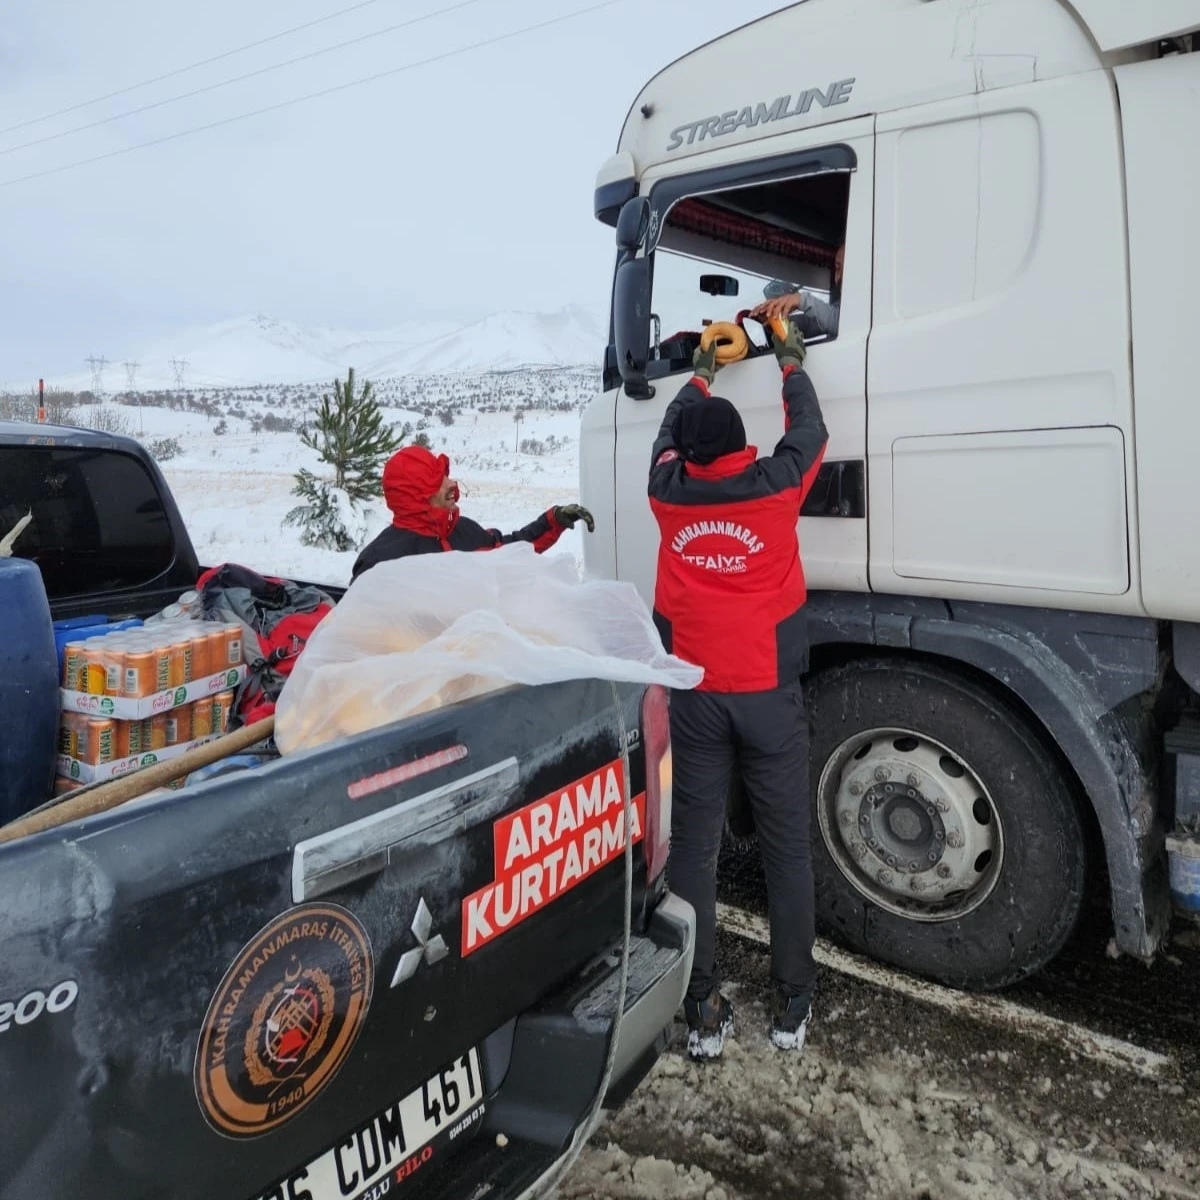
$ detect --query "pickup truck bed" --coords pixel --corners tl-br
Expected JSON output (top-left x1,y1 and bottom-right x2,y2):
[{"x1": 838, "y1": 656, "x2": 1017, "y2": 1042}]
[{"x1": 0, "y1": 421, "x2": 695, "y2": 1200}]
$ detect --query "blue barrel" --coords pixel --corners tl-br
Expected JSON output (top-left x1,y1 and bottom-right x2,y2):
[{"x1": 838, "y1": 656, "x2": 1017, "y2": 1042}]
[{"x1": 0, "y1": 558, "x2": 60, "y2": 825}]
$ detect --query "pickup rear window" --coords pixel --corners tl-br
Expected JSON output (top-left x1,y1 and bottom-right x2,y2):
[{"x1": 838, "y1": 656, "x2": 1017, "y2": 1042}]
[{"x1": 0, "y1": 444, "x2": 175, "y2": 600}]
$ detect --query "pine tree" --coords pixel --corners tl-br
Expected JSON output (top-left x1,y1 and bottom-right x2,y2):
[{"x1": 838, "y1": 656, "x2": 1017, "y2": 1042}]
[
  {"x1": 298, "y1": 368, "x2": 401, "y2": 501},
  {"x1": 284, "y1": 469, "x2": 356, "y2": 552},
  {"x1": 285, "y1": 368, "x2": 401, "y2": 550}
]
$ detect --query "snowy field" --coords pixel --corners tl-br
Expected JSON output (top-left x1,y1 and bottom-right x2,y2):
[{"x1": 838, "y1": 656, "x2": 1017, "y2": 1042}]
[{"x1": 55, "y1": 380, "x2": 592, "y2": 588}]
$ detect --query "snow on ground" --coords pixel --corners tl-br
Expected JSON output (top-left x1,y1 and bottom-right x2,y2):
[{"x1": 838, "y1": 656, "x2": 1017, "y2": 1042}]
[
  {"x1": 84, "y1": 392, "x2": 587, "y2": 588},
  {"x1": 559, "y1": 925, "x2": 1200, "y2": 1200}
]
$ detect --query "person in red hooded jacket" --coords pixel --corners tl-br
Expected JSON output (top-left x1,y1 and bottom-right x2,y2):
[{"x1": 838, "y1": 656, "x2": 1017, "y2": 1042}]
[
  {"x1": 350, "y1": 445, "x2": 594, "y2": 581},
  {"x1": 648, "y1": 317, "x2": 828, "y2": 1064}
]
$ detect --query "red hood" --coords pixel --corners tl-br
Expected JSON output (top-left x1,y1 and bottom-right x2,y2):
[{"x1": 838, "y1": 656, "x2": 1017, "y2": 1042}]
[{"x1": 382, "y1": 447, "x2": 460, "y2": 543}]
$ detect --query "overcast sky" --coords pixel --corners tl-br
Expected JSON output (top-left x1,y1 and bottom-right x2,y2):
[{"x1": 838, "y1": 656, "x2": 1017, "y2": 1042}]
[{"x1": 0, "y1": 0, "x2": 785, "y2": 381}]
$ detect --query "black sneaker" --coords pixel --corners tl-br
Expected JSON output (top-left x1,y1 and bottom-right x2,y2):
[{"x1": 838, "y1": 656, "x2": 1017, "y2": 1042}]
[
  {"x1": 769, "y1": 992, "x2": 811, "y2": 1052},
  {"x1": 683, "y1": 989, "x2": 734, "y2": 1060}
]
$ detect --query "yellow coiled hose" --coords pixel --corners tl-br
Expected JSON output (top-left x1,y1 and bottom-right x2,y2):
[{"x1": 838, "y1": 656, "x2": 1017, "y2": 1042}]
[
  {"x1": 699, "y1": 321, "x2": 750, "y2": 364},
  {"x1": 700, "y1": 317, "x2": 790, "y2": 364}
]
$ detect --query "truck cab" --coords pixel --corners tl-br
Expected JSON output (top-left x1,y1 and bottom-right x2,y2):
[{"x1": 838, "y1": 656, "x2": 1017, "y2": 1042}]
[{"x1": 581, "y1": 0, "x2": 1200, "y2": 987}]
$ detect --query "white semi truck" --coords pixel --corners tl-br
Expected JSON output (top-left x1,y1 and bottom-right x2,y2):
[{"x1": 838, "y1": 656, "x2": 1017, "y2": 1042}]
[{"x1": 580, "y1": 0, "x2": 1200, "y2": 988}]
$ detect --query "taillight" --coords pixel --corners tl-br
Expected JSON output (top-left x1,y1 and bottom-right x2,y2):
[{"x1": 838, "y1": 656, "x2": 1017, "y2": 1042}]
[{"x1": 641, "y1": 685, "x2": 672, "y2": 883}]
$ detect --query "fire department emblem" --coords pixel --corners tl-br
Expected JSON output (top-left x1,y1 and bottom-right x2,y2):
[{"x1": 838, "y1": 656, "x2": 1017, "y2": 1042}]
[{"x1": 195, "y1": 904, "x2": 373, "y2": 1138}]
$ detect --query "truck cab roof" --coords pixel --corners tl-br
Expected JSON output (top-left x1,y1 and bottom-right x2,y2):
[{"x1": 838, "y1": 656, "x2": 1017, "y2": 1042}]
[
  {"x1": 597, "y1": 0, "x2": 1200, "y2": 201},
  {"x1": 0, "y1": 420, "x2": 201, "y2": 619}
]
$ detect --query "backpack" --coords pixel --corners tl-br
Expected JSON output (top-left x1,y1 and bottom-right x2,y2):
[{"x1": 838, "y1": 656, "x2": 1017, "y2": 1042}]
[{"x1": 196, "y1": 563, "x2": 335, "y2": 728}]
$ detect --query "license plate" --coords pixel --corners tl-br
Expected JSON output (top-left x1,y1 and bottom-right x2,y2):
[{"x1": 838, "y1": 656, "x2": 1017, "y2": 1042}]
[{"x1": 255, "y1": 1049, "x2": 485, "y2": 1200}]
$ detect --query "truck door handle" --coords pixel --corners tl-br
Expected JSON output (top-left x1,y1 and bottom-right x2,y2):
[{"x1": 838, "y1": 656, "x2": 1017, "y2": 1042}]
[{"x1": 291, "y1": 757, "x2": 520, "y2": 903}]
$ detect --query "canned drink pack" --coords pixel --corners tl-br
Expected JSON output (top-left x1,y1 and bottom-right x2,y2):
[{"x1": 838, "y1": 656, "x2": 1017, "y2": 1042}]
[{"x1": 64, "y1": 618, "x2": 233, "y2": 697}]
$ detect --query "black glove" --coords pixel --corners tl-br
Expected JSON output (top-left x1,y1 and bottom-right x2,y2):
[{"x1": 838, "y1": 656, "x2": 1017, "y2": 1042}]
[
  {"x1": 770, "y1": 318, "x2": 807, "y2": 370},
  {"x1": 553, "y1": 504, "x2": 595, "y2": 533},
  {"x1": 692, "y1": 340, "x2": 719, "y2": 385}
]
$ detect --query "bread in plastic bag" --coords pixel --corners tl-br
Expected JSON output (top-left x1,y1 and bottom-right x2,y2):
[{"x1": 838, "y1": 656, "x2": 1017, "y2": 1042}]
[{"x1": 274, "y1": 543, "x2": 703, "y2": 753}]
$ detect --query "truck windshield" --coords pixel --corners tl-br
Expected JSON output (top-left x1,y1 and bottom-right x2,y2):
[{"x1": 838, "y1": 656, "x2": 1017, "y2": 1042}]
[{"x1": 0, "y1": 445, "x2": 175, "y2": 600}]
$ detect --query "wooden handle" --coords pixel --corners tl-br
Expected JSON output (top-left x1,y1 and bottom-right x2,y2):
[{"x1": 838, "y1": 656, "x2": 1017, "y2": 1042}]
[{"x1": 0, "y1": 716, "x2": 276, "y2": 846}]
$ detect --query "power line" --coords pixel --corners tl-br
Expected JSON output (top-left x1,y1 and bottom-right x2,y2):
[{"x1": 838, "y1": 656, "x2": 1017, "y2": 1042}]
[
  {"x1": 0, "y1": 0, "x2": 626, "y2": 189},
  {"x1": 0, "y1": 0, "x2": 490, "y2": 159},
  {"x1": 0, "y1": 0, "x2": 393, "y2": 138}
]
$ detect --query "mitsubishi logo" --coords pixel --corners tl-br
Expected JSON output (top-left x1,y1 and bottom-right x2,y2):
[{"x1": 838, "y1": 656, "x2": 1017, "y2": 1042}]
[{"x1": 390, "y1": 897, "x2": 449, "y2": 988}]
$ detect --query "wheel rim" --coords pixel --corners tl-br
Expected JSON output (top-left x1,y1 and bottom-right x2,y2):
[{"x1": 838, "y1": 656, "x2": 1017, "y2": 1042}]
[{"x1": 816, "y1": 727, "x2": 1005, "y2": 922}]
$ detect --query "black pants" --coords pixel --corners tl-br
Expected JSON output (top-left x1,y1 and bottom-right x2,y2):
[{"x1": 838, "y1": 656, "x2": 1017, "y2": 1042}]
[{"x1": 668, "y1": 685, "x2": 816, "y2": 1002}]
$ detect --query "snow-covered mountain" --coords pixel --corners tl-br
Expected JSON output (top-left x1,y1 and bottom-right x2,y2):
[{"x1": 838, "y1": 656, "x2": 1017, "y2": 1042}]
[
  {"x1": 371, "y1": 305, "x2": 607, "y2": 376},
  {"x1": 31, "y1": 305, "x2": 605, "y2": 392}
]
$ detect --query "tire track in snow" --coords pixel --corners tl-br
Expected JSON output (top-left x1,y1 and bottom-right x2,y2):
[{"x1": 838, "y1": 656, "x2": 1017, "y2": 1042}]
[{"x1": 717, "y1": 900, "x2": 1174, "y2": 1079}]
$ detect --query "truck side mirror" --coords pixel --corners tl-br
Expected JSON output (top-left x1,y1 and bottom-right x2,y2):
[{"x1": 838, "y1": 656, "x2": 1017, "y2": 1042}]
[
  {"x1": 613, "y1": 256, "x2": 655, "y2": 400},
  {"x1": 615, "y1": 196, "x2": 651, "y2": 254},
  {"x1": 700, "y1": 274, "x2": 739, "y2": 296}
]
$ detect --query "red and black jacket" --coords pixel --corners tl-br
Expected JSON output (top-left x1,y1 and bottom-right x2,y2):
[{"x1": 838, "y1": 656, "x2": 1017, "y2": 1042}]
[
  {"x1": 351, "y1": 445, "x2": 568, "y2": 581},
  {"x1": 351, "y1": 511, "x2": 566, "y2": 581},
  {"x1": 648, "y1": 367, "x2": 828, "y2": 693}
]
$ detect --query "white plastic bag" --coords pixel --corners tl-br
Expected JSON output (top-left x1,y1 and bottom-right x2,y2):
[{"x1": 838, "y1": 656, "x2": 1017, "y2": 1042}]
[{"x1": 274, "y1": 543, "x2": 703, "y2": 754}]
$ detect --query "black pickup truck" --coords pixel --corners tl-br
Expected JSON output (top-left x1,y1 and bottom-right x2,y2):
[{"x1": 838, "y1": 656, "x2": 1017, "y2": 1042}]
[{"x1": 0, "y1": 421, "x2": 695, "y2": 1200}]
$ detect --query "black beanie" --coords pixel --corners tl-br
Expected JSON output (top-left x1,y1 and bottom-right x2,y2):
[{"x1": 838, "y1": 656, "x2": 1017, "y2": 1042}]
[{"x1": 674, "y1": 395, "x2": 747, "y2": 465}]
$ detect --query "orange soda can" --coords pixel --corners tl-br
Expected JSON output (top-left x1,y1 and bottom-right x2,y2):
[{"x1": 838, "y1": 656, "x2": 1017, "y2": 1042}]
[
  {"x1": 191, "y1": 697, "x2": 214, "y2": 739},
  {"x1": 116, "y1": 718, "x2": 144, "y2": 759},
  {"x1": 86, "y1": 718, "x2": 116, "y2": 764},
  {"x1": 149, "y1": 643, "x2": 171, "y2": 692},
  {"x1": 168, "y1": 641, "x2": 189, "y2": 689},
  {"x1": 103, "y1": 643, "x2": 125, "y2": 696},
  {"x1": 147, "y1": 714, "x2": 168, "y2": 750},
  {"x1": 62, "y1": 642, "x2": 86, "y2": 690},
  {"x1": 165, "y1": 705, "x2": 191, "y2": 746},
  {"x1": 190, "y1": 628, "x2": 209, "y2": 681},
  {"x1": 123, "y1": 650, "x2": 157, "y2": 698},
  {"x1": 54, "y1": 777, "x2": 81, "y2": 796},
  {"x1": 204, "y1": 629, "x2": 226, "y2": 679},
  {"x1": 83, "y1": 642, "x2": 108, "y2": 695},
  {"x1": 213, "y1": 691, "x2": 235, "y2": 734},
  {"x1": 57, "y1": 716, "x2": 76, "y2": 758},
  {"x1": 223, "y1": 624, "x2": 244, "y2": 668}
]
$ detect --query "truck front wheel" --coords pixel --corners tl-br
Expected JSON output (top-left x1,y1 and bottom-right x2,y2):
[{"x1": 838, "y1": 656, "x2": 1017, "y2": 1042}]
[{"x1": 807, "y1": 658, "x2": 1087, "y2": 990}]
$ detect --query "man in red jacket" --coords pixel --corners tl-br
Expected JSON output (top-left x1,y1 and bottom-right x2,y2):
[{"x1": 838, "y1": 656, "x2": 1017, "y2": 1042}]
[
  {"x1": 648, "y1": 320, "x2": 828, "y2": 1060},
  {"x1": 351, "y1": 445, "x2": 593, "y2": 580}
]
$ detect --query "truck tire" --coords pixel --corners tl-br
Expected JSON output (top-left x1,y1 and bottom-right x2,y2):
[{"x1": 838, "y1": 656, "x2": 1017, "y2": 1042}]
[{"x1": 807, "y1": 658, "x2": 1086, "y2": 990}]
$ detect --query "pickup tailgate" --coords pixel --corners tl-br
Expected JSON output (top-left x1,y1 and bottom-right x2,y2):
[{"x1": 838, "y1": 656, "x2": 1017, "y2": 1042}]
[{"x1": 0, "y1": 678, "x2": 658, "y2": 1200}]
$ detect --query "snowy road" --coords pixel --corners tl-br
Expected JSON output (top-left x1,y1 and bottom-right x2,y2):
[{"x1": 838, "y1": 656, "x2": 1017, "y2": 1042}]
[{"x1": 559, "y1": 853, "x2": 1200, "y2": 1200}]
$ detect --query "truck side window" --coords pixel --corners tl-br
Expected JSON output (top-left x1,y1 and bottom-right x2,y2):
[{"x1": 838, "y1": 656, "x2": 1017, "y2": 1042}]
[
  {"x1": 651, "y1": 172, "x2": 850, "y2": 361},
  {"x1": 0, "y1": 446, "x2": 175, "y2": 600}
]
